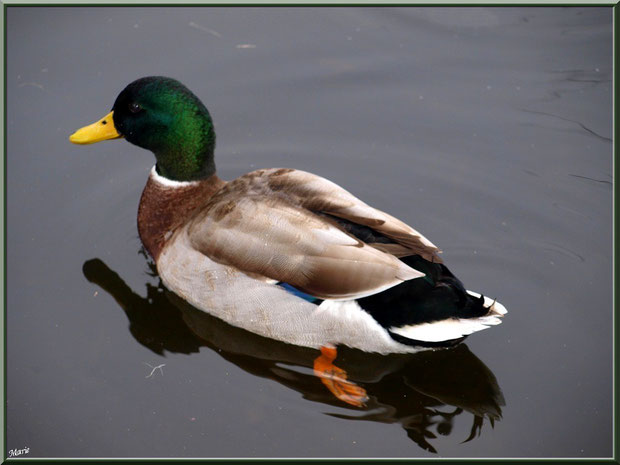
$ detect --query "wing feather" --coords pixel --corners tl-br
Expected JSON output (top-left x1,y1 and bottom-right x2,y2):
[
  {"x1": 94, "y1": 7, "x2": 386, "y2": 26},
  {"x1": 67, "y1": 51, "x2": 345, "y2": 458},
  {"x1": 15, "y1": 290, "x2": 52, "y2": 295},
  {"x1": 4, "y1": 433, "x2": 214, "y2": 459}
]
[
  {"x1": 267, "y1": 169, "x2": 442, "y2": 262},
  {"x1": 186, "y1": 168, "x2": 436, "y2": 299}
]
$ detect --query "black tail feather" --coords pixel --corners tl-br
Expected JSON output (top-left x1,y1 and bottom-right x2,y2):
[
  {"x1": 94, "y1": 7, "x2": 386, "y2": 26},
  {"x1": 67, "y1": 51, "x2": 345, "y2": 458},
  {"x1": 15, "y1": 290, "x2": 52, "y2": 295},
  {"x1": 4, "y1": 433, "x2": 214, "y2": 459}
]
[{"x1": 357, "y1": 255, "x2": 488, "y2": 336}]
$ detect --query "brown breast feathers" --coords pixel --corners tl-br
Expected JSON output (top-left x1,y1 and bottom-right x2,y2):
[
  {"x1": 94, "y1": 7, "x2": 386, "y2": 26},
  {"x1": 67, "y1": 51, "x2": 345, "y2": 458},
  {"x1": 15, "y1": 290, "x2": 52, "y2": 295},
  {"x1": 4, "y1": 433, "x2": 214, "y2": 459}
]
[{"x1": 137, "y1": 173, "x2": 226, "y2": 261}]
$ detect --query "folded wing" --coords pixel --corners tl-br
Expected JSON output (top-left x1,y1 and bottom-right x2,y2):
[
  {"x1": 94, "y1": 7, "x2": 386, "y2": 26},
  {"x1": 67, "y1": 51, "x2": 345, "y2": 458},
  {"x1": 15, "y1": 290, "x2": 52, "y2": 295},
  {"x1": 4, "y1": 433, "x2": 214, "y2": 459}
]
[{"x1": 187, "y1": 169, "x2": 440, "y2": 300}]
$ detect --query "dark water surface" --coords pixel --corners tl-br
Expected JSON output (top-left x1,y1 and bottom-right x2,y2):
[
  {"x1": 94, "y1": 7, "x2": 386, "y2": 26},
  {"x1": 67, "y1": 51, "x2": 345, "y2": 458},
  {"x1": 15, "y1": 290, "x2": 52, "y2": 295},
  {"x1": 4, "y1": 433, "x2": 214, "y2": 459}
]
[{"x1": 6, "y1": 7, "x2": 612, "y2": 458}]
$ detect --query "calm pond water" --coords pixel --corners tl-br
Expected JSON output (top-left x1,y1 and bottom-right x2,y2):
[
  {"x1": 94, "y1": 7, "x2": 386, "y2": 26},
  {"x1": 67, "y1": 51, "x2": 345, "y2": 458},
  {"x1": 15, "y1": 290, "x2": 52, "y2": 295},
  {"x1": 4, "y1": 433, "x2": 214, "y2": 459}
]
[{"x1": 6, "y1": 6, "x2": 613, "y2": 458}]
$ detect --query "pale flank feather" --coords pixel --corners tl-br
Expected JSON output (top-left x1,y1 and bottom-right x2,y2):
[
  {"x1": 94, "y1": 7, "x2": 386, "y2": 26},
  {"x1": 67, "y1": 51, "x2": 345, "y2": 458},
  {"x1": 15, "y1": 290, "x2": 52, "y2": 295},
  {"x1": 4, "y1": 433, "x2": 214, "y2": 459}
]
[{"x1": 158, "y1": 228, "x2": 422, "y2": 353}]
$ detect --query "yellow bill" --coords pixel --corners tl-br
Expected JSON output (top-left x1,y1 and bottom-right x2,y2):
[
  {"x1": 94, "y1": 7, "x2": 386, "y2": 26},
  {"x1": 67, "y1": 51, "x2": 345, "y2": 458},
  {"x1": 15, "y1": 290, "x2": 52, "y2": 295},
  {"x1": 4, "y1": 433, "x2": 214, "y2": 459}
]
[{"x1": 69, "y1": 111, "x2": 122, "y2": 145}]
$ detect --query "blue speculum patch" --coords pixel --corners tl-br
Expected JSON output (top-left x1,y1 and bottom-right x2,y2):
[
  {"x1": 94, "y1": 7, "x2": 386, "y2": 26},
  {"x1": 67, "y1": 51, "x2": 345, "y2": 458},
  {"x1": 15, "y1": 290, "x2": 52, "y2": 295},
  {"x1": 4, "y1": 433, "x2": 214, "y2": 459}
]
[{"x1": 277, "y1": 282, "x2": 321, "y2": 303}]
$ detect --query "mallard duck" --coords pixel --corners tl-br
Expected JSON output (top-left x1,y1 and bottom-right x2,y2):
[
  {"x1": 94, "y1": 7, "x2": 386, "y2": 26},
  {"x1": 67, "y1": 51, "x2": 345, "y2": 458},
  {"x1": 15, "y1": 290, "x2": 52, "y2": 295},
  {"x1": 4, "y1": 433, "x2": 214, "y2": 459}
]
[{"x1": 71, "y1": 76, "x2": 506, "y2": 405}]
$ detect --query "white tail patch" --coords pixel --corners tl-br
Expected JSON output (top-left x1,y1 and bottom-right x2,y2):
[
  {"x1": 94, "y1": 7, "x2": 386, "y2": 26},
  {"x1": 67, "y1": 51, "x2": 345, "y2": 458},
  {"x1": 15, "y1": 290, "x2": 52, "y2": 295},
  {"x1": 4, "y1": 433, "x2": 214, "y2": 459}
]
[
  {"x1": 466, "y1": 290, "x2": 508, "y2": 316},
  {"x1": 389, "y1": 291, "x2": 507, "y2": 343}
]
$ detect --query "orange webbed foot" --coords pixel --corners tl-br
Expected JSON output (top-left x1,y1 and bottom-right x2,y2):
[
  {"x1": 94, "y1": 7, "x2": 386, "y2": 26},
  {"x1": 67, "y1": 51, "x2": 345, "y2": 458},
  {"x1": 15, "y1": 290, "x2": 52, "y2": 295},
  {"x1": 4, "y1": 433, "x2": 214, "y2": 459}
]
[{"x1": 313, "y1": 346, "x2": 368, "y2": 407}]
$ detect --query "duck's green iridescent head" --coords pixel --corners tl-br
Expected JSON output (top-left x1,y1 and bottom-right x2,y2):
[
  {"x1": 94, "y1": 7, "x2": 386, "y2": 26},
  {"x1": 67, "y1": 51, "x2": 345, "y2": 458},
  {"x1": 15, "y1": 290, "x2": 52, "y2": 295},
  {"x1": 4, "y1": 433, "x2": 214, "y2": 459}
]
[{"x1": 70, "y1": 76, "x2": 216, "y2": 182}]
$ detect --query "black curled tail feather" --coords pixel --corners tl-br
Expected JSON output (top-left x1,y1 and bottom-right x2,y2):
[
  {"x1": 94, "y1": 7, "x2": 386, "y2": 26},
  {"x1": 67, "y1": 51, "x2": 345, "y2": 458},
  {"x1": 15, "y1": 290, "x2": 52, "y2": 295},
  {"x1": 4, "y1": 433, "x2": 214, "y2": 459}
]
[{"x1": 356, "y1": 255, "x2": 489, "y2": 333}]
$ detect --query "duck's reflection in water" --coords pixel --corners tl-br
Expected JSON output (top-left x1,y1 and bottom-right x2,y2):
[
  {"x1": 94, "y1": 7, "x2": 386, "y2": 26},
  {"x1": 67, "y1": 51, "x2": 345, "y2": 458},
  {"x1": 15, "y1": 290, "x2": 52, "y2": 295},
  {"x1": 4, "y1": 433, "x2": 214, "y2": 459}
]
[{"x1": 83, "y1": 256, "x2": 505, "y2": 454}]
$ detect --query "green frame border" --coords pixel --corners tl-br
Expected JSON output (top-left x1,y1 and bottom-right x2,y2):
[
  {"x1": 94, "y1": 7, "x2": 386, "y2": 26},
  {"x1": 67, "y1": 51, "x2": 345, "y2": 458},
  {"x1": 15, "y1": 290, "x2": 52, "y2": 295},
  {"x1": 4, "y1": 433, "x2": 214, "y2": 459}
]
[
  {"x1": 614, "y1": 2, "x2": 618, "y2": 463},
  {"x1": 2, "y1": 0, "x2": 6, "y2": 462},
  {"x1": 0, "y1": 2, "x2": 616, "y2": 463}
]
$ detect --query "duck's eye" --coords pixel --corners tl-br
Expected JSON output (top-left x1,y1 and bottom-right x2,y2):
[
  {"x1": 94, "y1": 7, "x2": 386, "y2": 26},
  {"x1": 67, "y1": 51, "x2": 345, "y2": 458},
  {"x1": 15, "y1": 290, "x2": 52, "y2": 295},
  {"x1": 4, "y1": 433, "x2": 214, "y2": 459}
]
[{"x1": 129, "y1": 102, "x2": 142, "y2": 113}]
